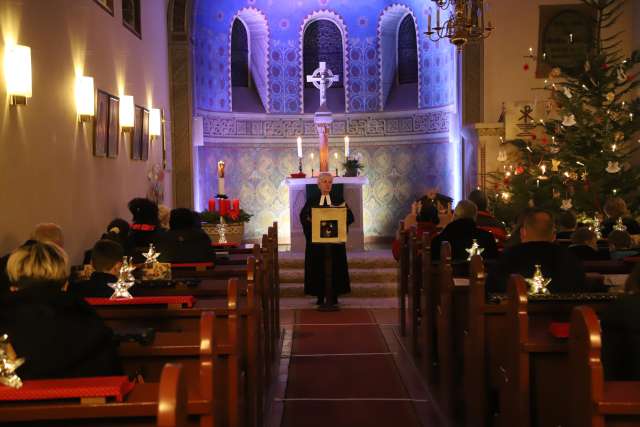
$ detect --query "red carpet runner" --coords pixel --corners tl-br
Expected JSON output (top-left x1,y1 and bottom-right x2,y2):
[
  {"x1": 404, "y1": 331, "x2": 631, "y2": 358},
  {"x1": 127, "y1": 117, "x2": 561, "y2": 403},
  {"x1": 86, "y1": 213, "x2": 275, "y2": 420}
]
[{"x1": 281, "y1": 309, "x2": 422, "y2": 427}]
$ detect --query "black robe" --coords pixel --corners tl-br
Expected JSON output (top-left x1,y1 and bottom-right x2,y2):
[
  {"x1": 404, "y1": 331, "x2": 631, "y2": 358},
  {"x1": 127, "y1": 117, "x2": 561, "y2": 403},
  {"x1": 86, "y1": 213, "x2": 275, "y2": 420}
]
[{"x1": 300, "y1": 196, "x2": 354, "y2": 297}]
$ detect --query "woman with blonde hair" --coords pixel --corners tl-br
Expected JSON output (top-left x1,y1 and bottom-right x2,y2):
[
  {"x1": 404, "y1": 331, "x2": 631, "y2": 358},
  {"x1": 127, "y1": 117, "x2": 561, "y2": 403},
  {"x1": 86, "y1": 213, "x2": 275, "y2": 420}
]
[{"x1": 0, "y1": 242, "x2": 121, "y2": 379}]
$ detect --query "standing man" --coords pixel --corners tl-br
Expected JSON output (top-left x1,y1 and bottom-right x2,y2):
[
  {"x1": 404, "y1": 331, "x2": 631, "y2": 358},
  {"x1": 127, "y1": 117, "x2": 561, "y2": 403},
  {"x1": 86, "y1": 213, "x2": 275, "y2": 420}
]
[{"x1": 300, "y1": 173, "x2": 354, "y2": 307}]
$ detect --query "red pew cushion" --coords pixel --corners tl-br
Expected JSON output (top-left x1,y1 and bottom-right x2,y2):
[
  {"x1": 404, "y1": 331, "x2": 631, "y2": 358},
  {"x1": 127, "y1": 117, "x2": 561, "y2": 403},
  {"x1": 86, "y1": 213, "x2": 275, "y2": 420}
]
[
  {"x1": 0, "y1": 376, "x2": 134, "y2": 402},
  {"x1": 549, "y1": 322, "x2": 570, "y2": 339},
  {"x1": 85, "y1": 296, "x2": 195, "y2": 308}
]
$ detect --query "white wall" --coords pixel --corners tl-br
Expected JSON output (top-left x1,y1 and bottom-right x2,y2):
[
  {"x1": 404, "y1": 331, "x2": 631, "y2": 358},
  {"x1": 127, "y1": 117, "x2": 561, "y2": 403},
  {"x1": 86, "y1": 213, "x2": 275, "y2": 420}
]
[
  {"x1": 0, "y1": 0, "x2": 172, "y2": 263},
  {"x1": 483, "y1": 0, "x2": 636, "y2": 121}
]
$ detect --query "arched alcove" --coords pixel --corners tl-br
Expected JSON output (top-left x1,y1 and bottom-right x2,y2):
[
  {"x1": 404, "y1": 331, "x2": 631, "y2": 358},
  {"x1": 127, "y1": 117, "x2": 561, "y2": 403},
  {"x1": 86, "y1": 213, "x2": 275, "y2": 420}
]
[
  {"x1": 230, "y1": 8, "x2": 270, "y2": 113},
  {"x1": 378, "y1": 4, "x2": 419, "y2": 110},
  {"x1": 300, "y1": 11, "x2": 349, "y2": 113}
]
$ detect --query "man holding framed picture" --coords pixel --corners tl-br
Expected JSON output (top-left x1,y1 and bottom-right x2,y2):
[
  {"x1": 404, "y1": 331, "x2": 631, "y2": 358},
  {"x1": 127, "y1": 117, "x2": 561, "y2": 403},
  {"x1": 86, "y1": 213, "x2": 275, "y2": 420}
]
[{"x1": 300, "y1": 173, "x2": 354, "y2": 311}]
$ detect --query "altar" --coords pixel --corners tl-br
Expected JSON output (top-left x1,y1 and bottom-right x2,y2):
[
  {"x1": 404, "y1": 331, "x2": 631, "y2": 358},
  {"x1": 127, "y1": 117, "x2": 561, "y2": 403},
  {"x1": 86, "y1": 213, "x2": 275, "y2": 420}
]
[{"x1": 285, "y1": 176, "x2": 368, "y2": 252}]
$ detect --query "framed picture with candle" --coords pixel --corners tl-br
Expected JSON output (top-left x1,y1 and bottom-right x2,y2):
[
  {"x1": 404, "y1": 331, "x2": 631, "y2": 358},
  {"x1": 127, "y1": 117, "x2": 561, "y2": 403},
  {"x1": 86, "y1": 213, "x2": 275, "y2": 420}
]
[
  {"x1": 107, "y1": 95, "x2": 119, "y2": 158},
  {"x1": 93, "y1": 90, "x2": 109, "y2": 157},
  {"x1": 312, "y1": 207, "x2": 347, "y2": 244}
]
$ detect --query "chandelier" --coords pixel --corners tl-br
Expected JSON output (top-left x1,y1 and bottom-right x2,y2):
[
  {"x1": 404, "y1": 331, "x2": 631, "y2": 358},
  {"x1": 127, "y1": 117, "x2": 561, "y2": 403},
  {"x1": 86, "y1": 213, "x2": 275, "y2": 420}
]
[{"x1": 425, "y1": 0, "x2": 494, "y2": 51}]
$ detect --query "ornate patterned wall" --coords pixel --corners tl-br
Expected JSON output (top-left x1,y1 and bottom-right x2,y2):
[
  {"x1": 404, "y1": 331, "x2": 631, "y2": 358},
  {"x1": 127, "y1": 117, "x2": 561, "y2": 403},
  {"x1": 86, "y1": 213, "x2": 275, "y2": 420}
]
[{"x1": 193, "y1": 0, "x2": 456, "y2": 114}]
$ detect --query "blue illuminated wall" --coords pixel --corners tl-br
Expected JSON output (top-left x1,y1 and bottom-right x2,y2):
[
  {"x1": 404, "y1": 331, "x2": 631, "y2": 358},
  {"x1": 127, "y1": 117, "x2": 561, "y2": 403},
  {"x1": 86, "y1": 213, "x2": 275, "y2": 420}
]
[{"x1": 193, "y1": 0, "x2": 456, "y2": 114}]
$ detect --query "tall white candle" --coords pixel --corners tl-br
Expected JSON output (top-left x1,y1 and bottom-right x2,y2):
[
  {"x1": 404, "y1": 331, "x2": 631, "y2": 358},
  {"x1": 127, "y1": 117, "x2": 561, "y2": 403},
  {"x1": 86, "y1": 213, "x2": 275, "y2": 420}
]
[
  {"x1": 344, "y1": 135, "x2": 350, "y2": 158},
  {"x1": 217, "y1": 160, "x2": 225, "y2": 195},
  {"x1": 296, "y1": 136, "x2": 302, "y2": 158}
]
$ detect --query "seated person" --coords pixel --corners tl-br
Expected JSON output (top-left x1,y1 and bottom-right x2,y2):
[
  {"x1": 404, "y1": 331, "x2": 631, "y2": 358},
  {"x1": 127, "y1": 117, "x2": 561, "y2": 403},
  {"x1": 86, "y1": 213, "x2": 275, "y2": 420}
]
[
  {"x1": 568, "y1": 227, "x2": 610, "y2": 261},
  {"x1": 0, "y1": 223, "x2": 64, "y2": 295},
  {"x1": 555, "y1": 210, "x2": 577, "y2": 240},
  {"x1": 160, "y1": 208, "x2": 214, "y2": 263},
  {"x1": 417, "y1": 187, "x2": 453, "y2": 228},
  {"x1": 468, "y1": 189, "x2": 507, "y2": 245},
  {"x1": 0, "y1": 242, "x2": 122, "y2": 379},
  {"x1": 608, "y1": 230, "x2": 640, "y2": 260},
  {"x1": 71, "y1": 239, "x2": 124, "y2": 298},
  {"x1": 601, "y1": 197, "x2": 640, "y2": 237},
  {"x1": 486, "y1": 208, "x2": 586, "y2": 294},
  {"x1": 430, "y1": 200, "x2": 498, "y2": 262},
  {"x1": 127, "y1": 198, "x2": 166, "y2": 262},
  {"x1": 82, "y1": 218, "x2": 131, "y2": 265},
  {"x1": 392, "y1": 203, "x2": 440, "y2": 261},
  {"x1": 601, "y1": 263, "x2": 640, "y2": 380}
]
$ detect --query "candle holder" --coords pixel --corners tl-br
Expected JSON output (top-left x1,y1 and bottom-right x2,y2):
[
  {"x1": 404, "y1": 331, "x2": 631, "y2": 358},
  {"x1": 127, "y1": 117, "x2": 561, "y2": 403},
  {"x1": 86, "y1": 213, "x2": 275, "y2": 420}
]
[{"x1": 290, "y1": 157, "x2": 306, "y2": 178}]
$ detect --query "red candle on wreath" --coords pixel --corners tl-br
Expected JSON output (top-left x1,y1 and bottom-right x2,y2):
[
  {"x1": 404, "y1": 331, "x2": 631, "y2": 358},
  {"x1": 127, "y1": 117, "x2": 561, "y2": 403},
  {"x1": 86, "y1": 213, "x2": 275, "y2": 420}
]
[
  {"x1": 208, "y1": 199, "x2": 216, "y2": 212},
  {"x1": 219, "y1": 199, "x2": 228, "y2": 216},
  {"x1": 232, "y1": 199, "x2": 239, "y2": 212}
]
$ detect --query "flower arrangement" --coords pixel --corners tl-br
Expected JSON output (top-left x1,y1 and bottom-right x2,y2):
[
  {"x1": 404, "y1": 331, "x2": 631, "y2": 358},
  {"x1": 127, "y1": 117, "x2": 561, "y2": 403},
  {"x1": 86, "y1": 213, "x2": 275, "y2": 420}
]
[
  {"x1": 200, "y1": 209, "x2": 252, "y2": 224},
  {"x1": 343, "y1": 156, "x2": 364, "y2": 177}
]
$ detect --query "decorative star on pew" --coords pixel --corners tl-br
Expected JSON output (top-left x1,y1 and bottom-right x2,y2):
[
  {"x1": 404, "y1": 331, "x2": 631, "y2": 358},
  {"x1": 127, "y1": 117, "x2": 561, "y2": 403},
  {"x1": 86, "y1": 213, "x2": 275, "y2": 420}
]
[
  {"x1": 142, "y1": 244, "x2": 161, "y2": 266},
  {"x1": 119, "y1": 256, "x2": 136, "y2": 282},
  {"x1": 108, "y1": 278, "x2": 135, "y2": 299},
  {"x1": 465, "y1": 239, "x2": 484, "y2": 261},
  {"x1": 525, "y1": 265, "x2": 552, "y2": 295},
  {"x1": 590, "y1": 216, "x2": 603, "y2": 240},
  {"x1": 613, "y1": 217, "x2": 627, "y2": 232},
  {"x1": 0, "y1": 334, "x2": 25, "y2": 389}
]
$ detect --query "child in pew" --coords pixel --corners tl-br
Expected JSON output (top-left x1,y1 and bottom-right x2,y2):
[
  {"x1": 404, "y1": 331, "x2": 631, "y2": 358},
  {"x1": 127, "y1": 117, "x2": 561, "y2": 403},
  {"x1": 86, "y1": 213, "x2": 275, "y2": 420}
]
[
  {"x1": 608, "y1": 230, "x2": 640, "y2": 260},
  {"x1": 70, "y1": 239, "x2": 125, "y2": 298},
  {"x1": 158, "y1": 208, "x2": 215, "y2": 264},
  {"x1": 568, "y1": 227, "x2": 610, "y2": 261},
  {"x1": 601, "y1": 263, "x2": 640, "y2": 380},
  {"x1": 81, "y1": 218, "x2": 131, "y2": 265},
  {"x1": 0, "y1": 242, "x2": 122, "y2": 380}
]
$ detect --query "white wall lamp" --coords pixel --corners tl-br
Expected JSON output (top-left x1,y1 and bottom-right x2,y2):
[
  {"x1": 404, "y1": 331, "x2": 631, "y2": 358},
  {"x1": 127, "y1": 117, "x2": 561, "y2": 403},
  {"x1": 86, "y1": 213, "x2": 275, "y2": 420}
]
[
  {"x1": 149, "y1": 108, "x2": 162, "y2": 138},
  {"x1": 4, "y1": 44, "x2": 32, "y2": 105},
  {"x1": 75, "y1": 76, "x2": 94, "y2": 122},
  {"x1": 120, "y1": 95, "x2": 135, "y2": 131}
]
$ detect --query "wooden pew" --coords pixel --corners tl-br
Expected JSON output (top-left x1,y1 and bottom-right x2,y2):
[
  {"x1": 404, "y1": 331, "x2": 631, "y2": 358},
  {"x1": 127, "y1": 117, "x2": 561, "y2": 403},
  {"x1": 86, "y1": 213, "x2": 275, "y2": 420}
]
[
  {"x1": 569, "y1": 306, "x2": 640, "y2": 427},
  {"x1": 407, "y1": 225, "x2": 422, "y2": 357},
  {"x1": 157, "y1": 363, "x2": 188, "y2": 427},
  {"x1": 418, "y1": 232, "x2": 438, "y2": 385},
  {"x1": 435, "y1": 241, "x2": 454, "y2": 416},
  {"x1": 398, "y1": 221, "x2": 409, "y2": 336},
  {"x1": 502, "y1": 277, "x2": 618, "y2": 427}
]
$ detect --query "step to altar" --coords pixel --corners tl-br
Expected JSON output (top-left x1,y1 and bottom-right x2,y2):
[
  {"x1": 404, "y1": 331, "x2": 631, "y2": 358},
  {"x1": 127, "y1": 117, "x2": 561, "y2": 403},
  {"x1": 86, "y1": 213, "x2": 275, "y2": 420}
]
[{"x1": 278, "y1": 249, "x2": 397, "y2": 297}]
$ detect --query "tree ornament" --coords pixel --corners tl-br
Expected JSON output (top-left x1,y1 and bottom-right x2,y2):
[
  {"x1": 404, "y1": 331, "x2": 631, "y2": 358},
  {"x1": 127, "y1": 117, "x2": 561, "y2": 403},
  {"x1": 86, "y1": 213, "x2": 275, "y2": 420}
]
[
  {"x1": 563, "y1": 86, "x2": 572, "y2": 99},
  {"x1": 465, "y1": 239, "x2": 485, "y2": 261},
  {"x1": 605, "y1": 92, "x2": 615, "y2": 104},
  {"x1": 584, "y1": 60, "x2": 591, "y2": 72},
  {"x1": 497, "y1": 150, "x2": 507, "y2": 162},
  {"x1": 525, "y1": 265, "x2": 551, "y2": 295},
  {"x1": 560, "y1": 199, "x2": 573, "y2": 210},
  {"x1": 551, "y1": 159, "x2": 561, "y2": 171},
  {"x1": 606, "y1": 161, "x2": 621, "y2": 173},
  {"x1": 552, "y1": 188, "x2": 560, "y2": 198},
  {"x1": 515, "y1": 166, "x2": 525, "y2": 175},
  {"x1": 617, "y1": 67, "x2": 628, "y2": 83},
  {"x1": 562, "y1": 114, "x2": 576, "y2": 126},
  {"x1": 549, "y1": 67, "x2": 562, "y2": 78},
  {"x1": 549, "y1": 145, "x2": 560, "y2": 154},
  {"x1": 0, "y1": 335, "x2": 25, "y2": 389},
  {"x1": 613, "y1": 217, "x2": 627, "y2": 232},
  {"x1": 591, "y1": 216, "x2": 603, "y2": 240},
  {"x1": 614, "y1": 131, "x2": 625, "y2": 142}
]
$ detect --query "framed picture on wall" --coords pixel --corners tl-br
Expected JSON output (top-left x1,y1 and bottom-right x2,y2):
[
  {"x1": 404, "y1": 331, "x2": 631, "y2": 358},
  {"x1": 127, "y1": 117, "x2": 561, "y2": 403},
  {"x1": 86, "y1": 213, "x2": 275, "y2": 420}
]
[
  {"x1": 94, "y1": 90, "x2": 109, "y2": 157},
  {"x1": 132, "y1": 105, "x2": 142, "y2": 160},
  {"x1": 93, "y1": 0, "x2": 114, "y2": 16},
  {"x1": 107, "y1": 95, "x2": 120, "y2": 158},
  {"x1": 141, "y1": 108, "x2": 150, "y2": 160}
]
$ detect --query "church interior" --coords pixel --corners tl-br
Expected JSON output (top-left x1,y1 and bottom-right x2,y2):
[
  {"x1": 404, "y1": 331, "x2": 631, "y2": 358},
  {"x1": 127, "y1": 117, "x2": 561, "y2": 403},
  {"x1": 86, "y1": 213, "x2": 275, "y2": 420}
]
[{"x1": 1, "y1": 0, "x2": 640, "y2": 426}]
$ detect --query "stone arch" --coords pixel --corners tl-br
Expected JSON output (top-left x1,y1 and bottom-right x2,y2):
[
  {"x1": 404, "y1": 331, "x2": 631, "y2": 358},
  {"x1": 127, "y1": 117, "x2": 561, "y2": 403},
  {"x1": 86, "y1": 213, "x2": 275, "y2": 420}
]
[
  {"x1": 230, "y1": 7, "x2": 270, "y2": 112},
  {"x1": 299, "y1": 10, "x2": 350, "y2": 113},
  {"x1": 377, "y1": 4, "x2": 420, "y2": 110}
]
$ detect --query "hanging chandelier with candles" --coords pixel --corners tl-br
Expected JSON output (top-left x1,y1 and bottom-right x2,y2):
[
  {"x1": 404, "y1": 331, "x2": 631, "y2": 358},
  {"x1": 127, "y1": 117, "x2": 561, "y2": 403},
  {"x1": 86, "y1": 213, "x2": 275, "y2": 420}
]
[{"x1": 425, "y1": 0, "x2": 494, "y2": 51}]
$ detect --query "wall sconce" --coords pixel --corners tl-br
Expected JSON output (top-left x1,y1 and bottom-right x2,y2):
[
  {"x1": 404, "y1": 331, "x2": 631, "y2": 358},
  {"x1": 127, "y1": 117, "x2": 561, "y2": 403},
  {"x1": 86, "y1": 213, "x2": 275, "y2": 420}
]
[
  {"x1": 149, "y1": 108, "x2": 162, "y2": 137},
  {"x1": 120, "y1": 95, "x2": 134, "y2": 131},
  {"x1": 75, "y1": 76, "x2": 94, "y2": 122},
  {"x1": 4, "y1": 44, "x2": 32, "y2": 105}
]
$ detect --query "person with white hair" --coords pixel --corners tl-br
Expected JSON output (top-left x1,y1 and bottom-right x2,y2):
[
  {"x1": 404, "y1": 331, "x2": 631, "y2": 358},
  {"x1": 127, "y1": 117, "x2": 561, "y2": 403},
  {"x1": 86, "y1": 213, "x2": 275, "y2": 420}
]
[{"x1": 299, "y1": 173, "x2": 354, "y2": 308}]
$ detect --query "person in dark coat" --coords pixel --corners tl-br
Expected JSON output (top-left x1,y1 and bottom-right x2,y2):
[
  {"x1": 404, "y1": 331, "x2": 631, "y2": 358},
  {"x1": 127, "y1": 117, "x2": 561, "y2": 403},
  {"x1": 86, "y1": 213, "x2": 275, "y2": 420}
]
[
  {"x1": 601, "y1": 263, "x2": 640, "y2": 380},
  {"x1": 70, "y1": 239, "x2": 124, "y2": 298},
  {"x1": 127, "y1": 198, "x2": 166, "y2": 262},
  {"x1": 160, "y1": 208, "x2": 214, "y2": 263},
  {"x1": 555, "y1": 210, "x2": 577, "y2": 240},
  {"x1": 468, "y1": 189, "x2": 507, "y2": 245},
  {"x1": 430, "y1": 200, "x2": 499, "y2": 262},
  {"x1": 300, "y1": 173, "x2": 354, "y2": 306},
  {"x1": 0, "y1": 242, "x2": 122, "y2": 379},
  {"x1": 568, "y1": 227, "x2": 610, "y2": 261},
  {"x1": 486, "y1": 209, "x2": 586, "y2": 294}
]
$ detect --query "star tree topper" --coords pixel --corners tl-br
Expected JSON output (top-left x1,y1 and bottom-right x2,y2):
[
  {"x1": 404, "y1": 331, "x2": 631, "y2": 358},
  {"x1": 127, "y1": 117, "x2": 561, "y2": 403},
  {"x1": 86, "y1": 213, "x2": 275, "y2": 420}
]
[
  {"x1": 466, "y1": 239, "x2": 484, "y2": 261},
  {"x1": 525, "y1": 265, "x2": 552, "y2": 295}
]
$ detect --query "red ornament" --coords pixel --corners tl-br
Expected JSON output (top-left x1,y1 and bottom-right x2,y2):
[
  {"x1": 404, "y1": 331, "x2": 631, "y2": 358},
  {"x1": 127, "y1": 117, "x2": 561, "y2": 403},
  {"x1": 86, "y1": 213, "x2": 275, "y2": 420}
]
[
  {"x1": 523, "y1": 63, "x2": 530, "y2": 71},
  {"x1": 541, "y1": 136, "x2": 548, "y2": 145},
  {"x1": 601, "y1": 63, "x2": 609, "y2": 70},
  {"x1": 515, "y1": 166, "x2": 525, "y2": 175},
  {"x1": 531, "y1": 134, "x2": 537, "y2": 140},
  {"x1": 503, "y1": 176, "x2": 511, "y2": 185}
]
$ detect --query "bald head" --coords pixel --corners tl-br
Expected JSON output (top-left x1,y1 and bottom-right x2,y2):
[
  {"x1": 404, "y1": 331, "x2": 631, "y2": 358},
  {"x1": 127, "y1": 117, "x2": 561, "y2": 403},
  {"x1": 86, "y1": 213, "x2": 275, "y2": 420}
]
[{"x1": 520, "y1": 209, "x2": 555, "y2": 242}]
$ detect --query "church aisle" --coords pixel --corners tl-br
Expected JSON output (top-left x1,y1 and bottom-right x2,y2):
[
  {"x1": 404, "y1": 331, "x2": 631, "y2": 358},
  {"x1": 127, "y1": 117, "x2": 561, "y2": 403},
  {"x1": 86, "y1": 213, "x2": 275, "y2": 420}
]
[{"x1": 277, "y1": 308, "x2": 441, "y2": 427}]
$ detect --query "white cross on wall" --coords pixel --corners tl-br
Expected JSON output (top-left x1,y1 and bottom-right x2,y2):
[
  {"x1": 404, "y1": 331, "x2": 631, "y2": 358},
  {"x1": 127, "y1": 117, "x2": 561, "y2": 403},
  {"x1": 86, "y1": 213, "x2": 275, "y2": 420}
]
[{"x1": 306, "y1": 61, "x2": 340, "y2": 111}]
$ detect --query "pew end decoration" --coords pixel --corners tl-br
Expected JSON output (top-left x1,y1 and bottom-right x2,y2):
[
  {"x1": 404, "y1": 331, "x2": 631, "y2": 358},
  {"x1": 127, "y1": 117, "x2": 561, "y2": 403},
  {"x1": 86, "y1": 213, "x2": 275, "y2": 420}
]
[
  {"x1": 108, "y1": 256, "x2": 136, "y2": 299},
  {"x1": 0, "y1": 335, "x2": 25, "y2": 389},
  {"x1": 465, "y1": 239, "x2": 484, "y2": 261},
  {"x1": 140, "y1": 245, "x2": 171, "y2": 281},
  {"x1": 525, "y1": 264, "x2": 552, "y2": 295}
]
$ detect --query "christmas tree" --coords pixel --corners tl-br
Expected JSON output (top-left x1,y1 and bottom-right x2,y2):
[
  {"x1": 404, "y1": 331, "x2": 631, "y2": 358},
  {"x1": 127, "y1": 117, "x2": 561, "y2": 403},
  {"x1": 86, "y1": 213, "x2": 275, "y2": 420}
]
[{"x1": 490, "y1": 0, "x2": 640, "y2": 224}]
